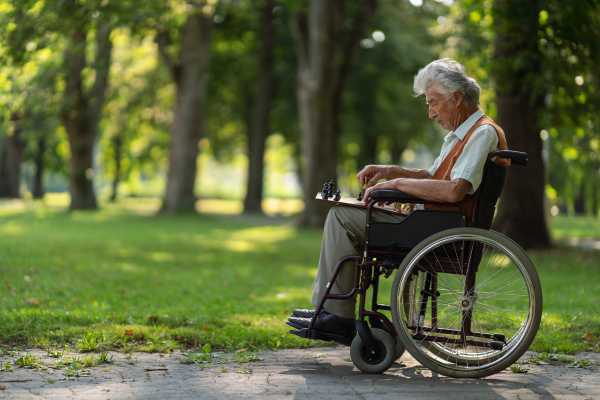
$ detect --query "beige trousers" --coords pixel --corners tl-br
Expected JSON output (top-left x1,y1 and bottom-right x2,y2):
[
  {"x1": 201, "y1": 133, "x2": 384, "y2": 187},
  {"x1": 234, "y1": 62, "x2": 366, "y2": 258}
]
[{"x1": 310, "y1": 205, "x2": 404, "y2": 318}]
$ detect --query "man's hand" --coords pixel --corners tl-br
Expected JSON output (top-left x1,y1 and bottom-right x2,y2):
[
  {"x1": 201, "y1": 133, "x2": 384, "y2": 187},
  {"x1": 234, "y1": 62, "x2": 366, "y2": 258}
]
[
  {"x1": 356, "y1": 165, "x2": 389, "y2": 189},
  {"x1": 363, "y1": 180, "x2": 398, "y2": 206}
]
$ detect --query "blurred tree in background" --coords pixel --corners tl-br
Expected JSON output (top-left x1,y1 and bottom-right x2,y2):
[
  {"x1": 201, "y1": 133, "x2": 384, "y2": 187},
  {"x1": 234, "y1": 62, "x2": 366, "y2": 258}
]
[
  {"x1": 443, "y1": 0, "x2": 600, "y2": 248},
  {"x1": 1, "y1": 0, "x2": 599, "y2": 247},
  {"x1": 0, "y1": 0, "x2": 145, "y2": 210}
]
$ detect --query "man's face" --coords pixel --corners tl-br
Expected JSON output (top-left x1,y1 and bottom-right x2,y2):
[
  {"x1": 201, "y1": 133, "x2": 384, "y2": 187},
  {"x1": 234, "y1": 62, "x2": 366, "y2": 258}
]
[{"x1": 426, "y1": 87, "x2": 457, "y2": 131}]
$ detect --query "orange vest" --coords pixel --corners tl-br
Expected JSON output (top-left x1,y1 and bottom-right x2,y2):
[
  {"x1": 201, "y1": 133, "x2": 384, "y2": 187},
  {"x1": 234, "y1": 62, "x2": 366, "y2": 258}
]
[{"x1": 425, "y1": 114, "x2": 509, "y2": 221}]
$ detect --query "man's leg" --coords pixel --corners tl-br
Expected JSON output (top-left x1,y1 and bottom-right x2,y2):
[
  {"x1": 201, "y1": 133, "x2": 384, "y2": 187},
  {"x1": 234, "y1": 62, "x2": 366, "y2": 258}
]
[{"x1": 310, "y1": 205, "x2": 402, "y2": 318}]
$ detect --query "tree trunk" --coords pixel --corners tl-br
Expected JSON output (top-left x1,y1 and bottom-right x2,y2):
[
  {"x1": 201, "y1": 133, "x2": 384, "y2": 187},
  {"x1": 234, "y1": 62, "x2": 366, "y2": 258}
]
[
  {"x1": 292, "y1": 0, "x2": 377, "y2": 227},
  {"x1": 243, "y1": 0, "x2": 276, "y2": 213},
  {"x1": 32, "y1": 137, "x2": 45, "y2": 199},
  {"x1": 109, "y1": 135, "x2": 122, "y2": 202},
  {"x1": 491, "y1": 0, "x2": 551, "y2": 249},
  {"x1": 0, "y1": 114, "x2": 26, "y2": 198},
  {"x1": 160, "y1": 13, "x2": 212, "y2": 214},
  {"x1": 62, "y1": 24, "x2": 113, "y2": 211}
]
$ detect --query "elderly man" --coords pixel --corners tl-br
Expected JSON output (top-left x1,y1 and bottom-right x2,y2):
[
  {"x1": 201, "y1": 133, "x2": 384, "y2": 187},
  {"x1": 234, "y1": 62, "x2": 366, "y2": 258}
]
[{"x1": 287, "y1": 58, "x2": 508, "y2": 343}]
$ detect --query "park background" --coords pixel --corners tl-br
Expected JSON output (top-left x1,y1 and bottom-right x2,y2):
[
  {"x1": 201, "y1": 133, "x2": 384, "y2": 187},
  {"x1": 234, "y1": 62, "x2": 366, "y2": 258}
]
[{"x1": 0, "y1": 0, "x2": 599, "y2": 359}]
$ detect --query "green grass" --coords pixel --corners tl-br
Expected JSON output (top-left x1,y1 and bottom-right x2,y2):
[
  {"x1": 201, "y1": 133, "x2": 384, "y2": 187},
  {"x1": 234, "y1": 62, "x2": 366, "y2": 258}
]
[
  {"x1": 0, "y1": 198, "x2": 321, "y2": 352},
  {"x1": 551, "y1": 214, "x2": 600, "y2": 240},
  {"x1": 0, "y1": 199, "x2": 599, "y2": 355}
]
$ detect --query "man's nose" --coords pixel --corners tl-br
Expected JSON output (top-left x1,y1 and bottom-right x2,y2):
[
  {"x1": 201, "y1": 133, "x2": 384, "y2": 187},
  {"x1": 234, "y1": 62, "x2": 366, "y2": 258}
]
[{"x1": 429, "y1": 106, "x2": 436, "y2": 119}]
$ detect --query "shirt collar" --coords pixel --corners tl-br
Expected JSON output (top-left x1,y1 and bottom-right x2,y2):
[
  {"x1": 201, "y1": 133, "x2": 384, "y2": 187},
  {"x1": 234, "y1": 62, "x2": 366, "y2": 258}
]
[{"x1": 450, "y1": 109, "x2": 484, "y2": 140}]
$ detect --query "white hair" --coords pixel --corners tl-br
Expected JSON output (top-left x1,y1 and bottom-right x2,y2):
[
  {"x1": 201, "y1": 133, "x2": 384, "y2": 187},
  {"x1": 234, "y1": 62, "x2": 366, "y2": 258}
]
[{"x1": 413, "y1": 58, "x2": 481, "y2": 106}]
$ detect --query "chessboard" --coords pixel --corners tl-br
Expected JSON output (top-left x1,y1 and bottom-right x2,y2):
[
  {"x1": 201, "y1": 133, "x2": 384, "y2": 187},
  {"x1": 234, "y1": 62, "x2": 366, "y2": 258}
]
[
  {"x1": 314, "y1": 180, "x2": 402, "y2": 215},
  {"x1": 314, "y1": 192, "x2": 402, "y2": 214}
]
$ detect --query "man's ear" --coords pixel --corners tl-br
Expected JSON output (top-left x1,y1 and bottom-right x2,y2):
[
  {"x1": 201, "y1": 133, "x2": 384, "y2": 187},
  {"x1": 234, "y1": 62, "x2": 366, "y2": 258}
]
[{"x1": 453, "y1": 90, "x2": 463, "y2": 107}]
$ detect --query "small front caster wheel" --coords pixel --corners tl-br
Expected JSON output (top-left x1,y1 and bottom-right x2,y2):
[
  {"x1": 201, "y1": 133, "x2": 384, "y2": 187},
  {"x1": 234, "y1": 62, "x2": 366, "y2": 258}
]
[{"x1": 350, "y1": 328, "x2": 396, "y2": 374}]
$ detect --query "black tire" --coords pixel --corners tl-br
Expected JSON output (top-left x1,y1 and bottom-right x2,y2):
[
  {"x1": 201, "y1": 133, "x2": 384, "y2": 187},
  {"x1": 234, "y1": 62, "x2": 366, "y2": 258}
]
[
  {"x1": 350, "y1": 328, "x2": 396, "y2": 374},
  {"x1": 391, "y1": 228, "x2": 542, "y2": 378},
  {"x1": 394, "y1": 339, "x2": 406, "y2": 361}
]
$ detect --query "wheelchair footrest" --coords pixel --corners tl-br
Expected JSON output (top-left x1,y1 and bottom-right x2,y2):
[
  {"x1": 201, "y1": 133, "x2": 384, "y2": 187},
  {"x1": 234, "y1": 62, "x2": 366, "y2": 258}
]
[{"x1": 288, "y1": 328, "x2": 354, "y2": 346}]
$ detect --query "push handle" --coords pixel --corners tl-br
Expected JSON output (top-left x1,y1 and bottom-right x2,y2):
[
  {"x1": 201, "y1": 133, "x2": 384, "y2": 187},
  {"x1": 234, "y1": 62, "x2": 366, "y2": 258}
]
[{"x1": 491, "y1": 150, "x2": 528, "y2": 167}]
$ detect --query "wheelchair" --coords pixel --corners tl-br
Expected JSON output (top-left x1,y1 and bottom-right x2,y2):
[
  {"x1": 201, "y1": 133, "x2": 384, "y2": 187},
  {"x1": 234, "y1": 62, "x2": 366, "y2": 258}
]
[{"x1": 290, "y1": 150, "x2": 543, "y2": 379}]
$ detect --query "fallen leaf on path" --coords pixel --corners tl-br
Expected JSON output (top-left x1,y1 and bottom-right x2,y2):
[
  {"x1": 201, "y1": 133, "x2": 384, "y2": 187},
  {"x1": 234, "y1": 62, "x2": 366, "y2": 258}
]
[
  {"x1": 125, "y1": 329, "x2": 134, "y2": 336},
  {"x1": 0, "y1": 385, "x2": 6, "y2": 390},
  {"x1": 159, "y1": 354, "x2": 170, "y2": 358}
]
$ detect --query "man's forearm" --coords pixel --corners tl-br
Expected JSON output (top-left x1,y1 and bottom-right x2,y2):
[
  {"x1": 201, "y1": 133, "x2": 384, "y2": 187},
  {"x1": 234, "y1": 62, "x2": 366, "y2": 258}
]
[
  {"x1": 385, "y1": 166, "x2": 432, "y2": 180},
  {"x1": 364, "y1": 177, "x2": 472, "y2": 204}
]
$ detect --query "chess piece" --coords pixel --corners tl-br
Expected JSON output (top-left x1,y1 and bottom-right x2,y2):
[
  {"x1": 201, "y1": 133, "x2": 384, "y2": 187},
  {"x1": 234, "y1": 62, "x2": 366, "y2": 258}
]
[
  {"x1": 333, "y1": 189, "x2": 341, "y2": 201},
  {"x1": 321, "y1": 183, "x2": 328, "y2": 199},
  {"x1": 328, "y1": 180, "x2": 335, "y2": 198},
  {"x1": 356, "y1": 192, "x2": 363, "y2": 201}
]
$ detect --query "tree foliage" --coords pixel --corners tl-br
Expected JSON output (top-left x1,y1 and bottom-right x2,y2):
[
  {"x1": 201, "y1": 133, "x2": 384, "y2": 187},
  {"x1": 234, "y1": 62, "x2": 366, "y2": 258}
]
[{"x1": 0, "y1": 0, "x2": 598, "y2": 238}]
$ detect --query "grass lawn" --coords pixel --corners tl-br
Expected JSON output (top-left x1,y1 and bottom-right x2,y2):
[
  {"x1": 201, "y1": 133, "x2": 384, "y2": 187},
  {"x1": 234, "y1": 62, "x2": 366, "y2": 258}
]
[{"x1": 1, "y1": 199, "x2": 599, "y2": 355}]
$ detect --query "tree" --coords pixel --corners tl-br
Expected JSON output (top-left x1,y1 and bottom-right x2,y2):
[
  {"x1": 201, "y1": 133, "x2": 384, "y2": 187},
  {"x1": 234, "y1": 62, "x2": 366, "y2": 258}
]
[
  {"x1": 340, "y1": 0, "x2": 444, "y2": 184},
  {"x1": 0, "y1": 113, "x2": 26, "y2": 197},
  {"x1": 156, "y1": 2, "x2": 214, "y2": 214},
  {"x1": 0, "y1": 0, "x2": 135, "y2": 210},
  {"x1": 491, "y1": 0, "x2": 600, "y2": 247},
  {"x1": 490, "y1": 0, "x2": 550, "y2": 248},
  {"x1": 98, "y1": 30, "x2": 173, "y2": 202},
  {"x1": 243, "y1": 0, "x2": 277, "y2": 213},
  {"x1": 540, "y1": 1, "x2": 600, "y2": 216},
  {"x1": 61, "y1": 15, "x2": 113, "y2": 210},
  {"x1": 442, "y1": 0, "x2": 600, "y2": 248},
  {"x1": 292, "y1": 0, "x2": 377, "y2": 227}
]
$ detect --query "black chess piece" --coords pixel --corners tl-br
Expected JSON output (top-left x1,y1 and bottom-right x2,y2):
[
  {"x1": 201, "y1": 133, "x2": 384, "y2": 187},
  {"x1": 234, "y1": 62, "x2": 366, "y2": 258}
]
[
  {"x1": 328, "y1": 180, "x2": 335, "y2": 198},
  {"x1": 321, "y1": 183, "x2": 328, "y2": 199},
  {"x1": 356, "y1": 192, "x2": 363, "y2": 201},
  {"x1": 334, "y1": 189, "x2": 341, "y2": 201}
]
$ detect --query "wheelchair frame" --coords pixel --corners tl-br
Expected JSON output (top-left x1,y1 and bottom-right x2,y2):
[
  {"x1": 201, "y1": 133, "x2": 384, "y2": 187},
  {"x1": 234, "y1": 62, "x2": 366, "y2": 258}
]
[{"x1": 291, "y1": 150, "x2": 543, "y2": 378}]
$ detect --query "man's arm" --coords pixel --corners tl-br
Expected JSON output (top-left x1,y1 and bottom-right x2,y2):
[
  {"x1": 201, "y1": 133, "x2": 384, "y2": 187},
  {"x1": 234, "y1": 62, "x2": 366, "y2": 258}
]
[
  {"x1": 356, "y1": 165, "x2": 431, "y2": 188},
  {"x1": 363, "y1": 177, "x2": 472, "y2": 205}
]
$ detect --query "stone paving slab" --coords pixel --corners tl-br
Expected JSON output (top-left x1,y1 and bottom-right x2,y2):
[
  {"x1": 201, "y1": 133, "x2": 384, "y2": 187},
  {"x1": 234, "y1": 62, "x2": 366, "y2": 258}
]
[{"x1": 0, "y1": 347, "x2": 599, "y2": 399}]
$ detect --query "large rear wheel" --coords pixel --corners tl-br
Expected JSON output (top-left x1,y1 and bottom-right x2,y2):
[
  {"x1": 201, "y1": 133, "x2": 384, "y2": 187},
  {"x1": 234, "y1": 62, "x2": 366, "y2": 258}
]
[{"x1": 391, "y1": 228, "x2": 542, "y2": 378}]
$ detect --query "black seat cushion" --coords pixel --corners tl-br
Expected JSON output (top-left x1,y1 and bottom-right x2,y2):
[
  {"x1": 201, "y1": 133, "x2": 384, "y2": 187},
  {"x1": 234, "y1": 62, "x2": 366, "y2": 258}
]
[{"x1": 367, "y1": 210, "x2": 465, "y2": 249}]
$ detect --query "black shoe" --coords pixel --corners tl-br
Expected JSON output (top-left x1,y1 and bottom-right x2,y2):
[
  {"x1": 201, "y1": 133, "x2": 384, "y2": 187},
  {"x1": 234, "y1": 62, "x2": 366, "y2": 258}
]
[
  {"x1": 291, "y1": 309, "x2": 317, "y2": 319},
  {"x1": 286, "y1": 311, "x2": 356, "y2": 339}
]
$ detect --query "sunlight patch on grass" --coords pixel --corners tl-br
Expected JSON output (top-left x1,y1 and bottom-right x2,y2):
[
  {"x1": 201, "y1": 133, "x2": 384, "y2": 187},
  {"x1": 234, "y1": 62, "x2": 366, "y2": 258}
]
[
  {"x1": 149, "y1": 252, "x2": 175, "y2": 262},
  {"x1": 44, "y1": 192, "x2": 70, "y2": 208},
  {"x1": 224, "y1": 240, "x2": 257, "y2": 252},
  {"x1": 262, "y1": 198, "x2": 304, "y2": 217},
  {"x1": 0, "y1": 199, "x2": 28, "y2": 212},
  {"x1": 196, "y1": 199, "x2": 243, "y2": 214},
  {"x1": 1, "y1": 221, "x2": 25, "y2": 235},
  {"x1": 118, "y1": 262, "x2": 141, "y2": 273}
]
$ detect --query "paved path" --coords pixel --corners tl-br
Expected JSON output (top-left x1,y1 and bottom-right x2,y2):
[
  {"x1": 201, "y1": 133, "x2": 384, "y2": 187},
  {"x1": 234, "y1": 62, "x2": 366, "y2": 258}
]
[{"x1": 1, "y1": 347, "x2": 599, "y2": 399}]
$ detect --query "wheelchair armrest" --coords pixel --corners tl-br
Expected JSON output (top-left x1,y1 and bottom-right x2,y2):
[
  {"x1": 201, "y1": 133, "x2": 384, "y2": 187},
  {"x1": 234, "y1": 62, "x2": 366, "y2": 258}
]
[{"x1": 369, "y1": 189, "x2": 423, "y2": 203}]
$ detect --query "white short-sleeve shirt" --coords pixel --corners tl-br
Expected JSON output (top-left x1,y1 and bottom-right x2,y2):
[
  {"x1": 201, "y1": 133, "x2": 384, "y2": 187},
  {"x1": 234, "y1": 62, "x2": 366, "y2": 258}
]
[{"x1": 428, "y1": 109, "x2": 499, "y2": 194}]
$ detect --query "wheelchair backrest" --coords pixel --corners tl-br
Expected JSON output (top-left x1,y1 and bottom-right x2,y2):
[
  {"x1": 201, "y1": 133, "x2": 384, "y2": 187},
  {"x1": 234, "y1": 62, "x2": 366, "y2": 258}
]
[{"x1": 471, "y1": 160, "x2": 507, "y2": 230}]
